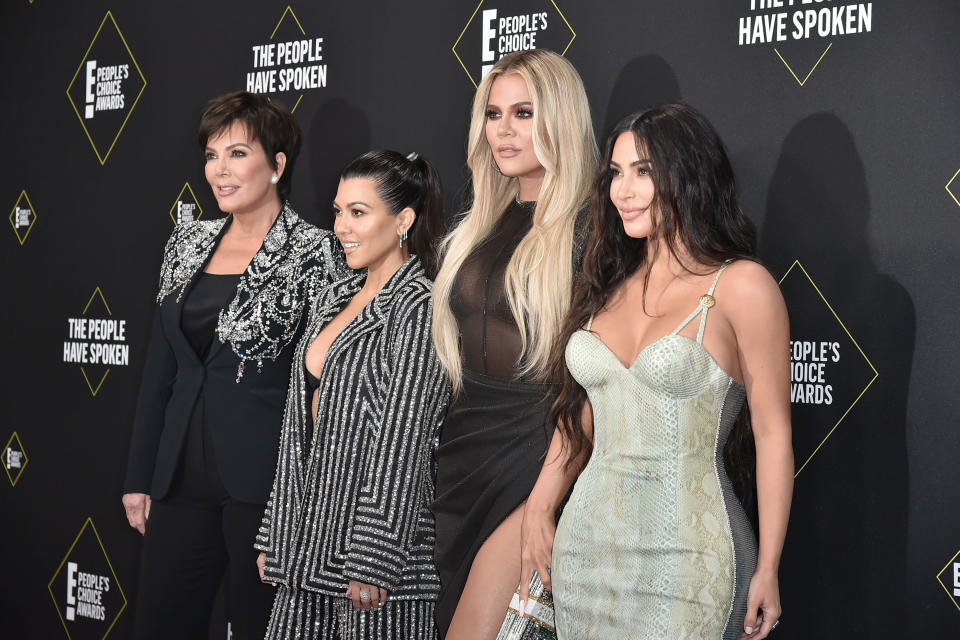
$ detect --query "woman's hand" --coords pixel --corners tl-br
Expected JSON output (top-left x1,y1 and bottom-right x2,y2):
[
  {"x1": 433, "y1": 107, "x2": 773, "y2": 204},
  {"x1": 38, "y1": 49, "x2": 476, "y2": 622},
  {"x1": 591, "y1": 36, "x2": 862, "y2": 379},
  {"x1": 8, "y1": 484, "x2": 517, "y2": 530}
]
[
  {"x1": 346, "y1": 580, "x2": 388, "y2": 612},
  {"x1": 121, "y1": 492, "x2": 151, "y2": 535},
  {"x1": 518, "y1": 501, "x2": 556, "y2": 615},
  {"x1": 739, "y1": 569, "x2": 781, "y2": 639},
  {"x1": 256, "y1": 552, "x2": 276, "y2": 586}
]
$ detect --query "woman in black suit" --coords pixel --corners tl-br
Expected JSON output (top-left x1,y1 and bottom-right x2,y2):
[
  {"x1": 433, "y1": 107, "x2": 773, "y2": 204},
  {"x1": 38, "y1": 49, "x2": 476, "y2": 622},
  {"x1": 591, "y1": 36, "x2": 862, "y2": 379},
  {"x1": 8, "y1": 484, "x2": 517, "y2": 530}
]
[
  {"x1": 122, "y1": 90, "x2": 349, "y2": 639},
  {"x1": 256, "y1": 151, "x2": 449, "y2": 639}
]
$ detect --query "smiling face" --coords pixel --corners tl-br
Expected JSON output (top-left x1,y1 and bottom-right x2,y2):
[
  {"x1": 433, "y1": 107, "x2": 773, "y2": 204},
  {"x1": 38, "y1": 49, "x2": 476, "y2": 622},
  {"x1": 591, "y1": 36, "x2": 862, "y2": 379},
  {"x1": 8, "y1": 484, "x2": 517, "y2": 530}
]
[
  {"x1": 203, "y1": 121, "x2": 285, "y2": 215},
  {"x1": 333, "y1": 177, "x2": 414, "y2": 273},
  {"x1": 609, "y1": 132, "x2": 659, "y2": 239},
  {"x1": 484, "y1": 73, "x2": 545, "y2": 185}
]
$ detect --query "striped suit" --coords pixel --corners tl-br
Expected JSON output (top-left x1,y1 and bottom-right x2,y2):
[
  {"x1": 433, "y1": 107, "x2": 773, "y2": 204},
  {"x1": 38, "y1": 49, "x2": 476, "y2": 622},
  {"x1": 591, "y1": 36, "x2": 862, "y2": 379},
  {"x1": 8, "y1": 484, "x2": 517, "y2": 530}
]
[{"x1": 257, "y1": 256, "x2": 449, "y2": 639}]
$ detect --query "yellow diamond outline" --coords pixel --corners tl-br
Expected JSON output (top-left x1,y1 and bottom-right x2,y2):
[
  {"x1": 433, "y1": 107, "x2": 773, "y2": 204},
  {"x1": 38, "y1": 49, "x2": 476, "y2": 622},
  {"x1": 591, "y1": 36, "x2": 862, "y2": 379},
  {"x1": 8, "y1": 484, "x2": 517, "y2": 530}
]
[
  {"x1": 168, "y1": 182, "x2": 204, "y2": 226},
  {"x1": 778, "y1": 260, "x2": 878, "y2": 477},
  {"x1": 9, "y1": 189, "x2": 37, "y2": 245},
  {"x1": 268, "y1": 5, "x2": 308, "y2": 114},
  {"x1": 936, "y1": 548, "x2": 960, "y2": 613},
  {"x1": 79, "y1": 286, "x2": 113, "y2": 397},
  {"x1": 945, "y1": 168, "x2": 960, "y2": 208},
  {"x1": 47, "y1": 517, "x2": 129, "y2": 640},
  {"x1": 452, "y1": 0, "x2": 577, "y2": 88},
  {"x1": 2, "y1": 431, "x2": 28, "y2": 487},
  {"x1": 66, "y1": 11, "x2": 148, "y2": 165},
  {"x1": 774, "y1": 42, "x2": 832, "y2": 87}
]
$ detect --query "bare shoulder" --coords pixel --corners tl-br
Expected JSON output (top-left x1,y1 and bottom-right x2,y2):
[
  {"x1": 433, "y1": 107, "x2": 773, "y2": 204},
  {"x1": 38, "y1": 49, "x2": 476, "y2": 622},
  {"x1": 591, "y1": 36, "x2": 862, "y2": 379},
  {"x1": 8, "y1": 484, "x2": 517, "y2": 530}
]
[{"x1": 717, "y1": 259, "x2": 784, "y2": 311}]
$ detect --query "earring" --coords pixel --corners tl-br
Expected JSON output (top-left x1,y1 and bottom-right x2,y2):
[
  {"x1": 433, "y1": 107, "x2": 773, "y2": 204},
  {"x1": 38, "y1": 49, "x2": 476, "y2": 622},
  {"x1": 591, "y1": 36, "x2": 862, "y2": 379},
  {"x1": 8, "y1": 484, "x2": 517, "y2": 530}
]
[
  {"x1": 399, "y1": 227, "x2": 408, "y2": 248},
  {"x1": 270, "y1": 175, "x2": 278, "y2": 184}
]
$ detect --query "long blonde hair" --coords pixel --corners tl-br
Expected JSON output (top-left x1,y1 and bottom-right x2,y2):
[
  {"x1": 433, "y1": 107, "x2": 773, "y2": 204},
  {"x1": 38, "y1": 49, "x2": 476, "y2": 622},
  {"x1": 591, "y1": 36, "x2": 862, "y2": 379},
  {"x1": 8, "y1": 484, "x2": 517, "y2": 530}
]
[{"x1": 433, "y1": 49, "x2": 598, "y2": 392}]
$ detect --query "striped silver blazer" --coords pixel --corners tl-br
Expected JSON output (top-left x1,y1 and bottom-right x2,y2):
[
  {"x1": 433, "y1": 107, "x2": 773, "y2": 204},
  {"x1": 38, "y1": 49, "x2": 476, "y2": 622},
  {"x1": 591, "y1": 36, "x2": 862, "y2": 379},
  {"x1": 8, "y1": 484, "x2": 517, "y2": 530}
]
[{"x1": 257, "y1": 256, "x2": 450, "y2": 599}]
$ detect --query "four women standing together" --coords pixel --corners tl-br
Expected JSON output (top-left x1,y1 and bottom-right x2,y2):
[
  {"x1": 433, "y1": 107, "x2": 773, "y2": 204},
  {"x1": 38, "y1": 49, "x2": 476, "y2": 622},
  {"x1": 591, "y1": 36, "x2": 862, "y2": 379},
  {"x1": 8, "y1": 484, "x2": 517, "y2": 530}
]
[{"x1": 124, "y1": 48, "x2": 792, "y2": 640}]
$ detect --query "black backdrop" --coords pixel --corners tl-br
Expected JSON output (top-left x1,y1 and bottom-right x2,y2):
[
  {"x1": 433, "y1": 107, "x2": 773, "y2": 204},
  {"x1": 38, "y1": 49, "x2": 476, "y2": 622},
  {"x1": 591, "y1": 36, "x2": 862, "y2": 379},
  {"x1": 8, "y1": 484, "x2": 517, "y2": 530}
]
[{"x1": 3, "y1": 1, "x2": 959, "y2": 638}]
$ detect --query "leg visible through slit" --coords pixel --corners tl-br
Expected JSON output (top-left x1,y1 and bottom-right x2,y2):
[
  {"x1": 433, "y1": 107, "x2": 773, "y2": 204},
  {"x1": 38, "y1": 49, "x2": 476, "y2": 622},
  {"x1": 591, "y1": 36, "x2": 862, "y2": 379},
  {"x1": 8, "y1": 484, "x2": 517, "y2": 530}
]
[{"x1": 445, "y1": 503, "x2": 524, "y2": 640}]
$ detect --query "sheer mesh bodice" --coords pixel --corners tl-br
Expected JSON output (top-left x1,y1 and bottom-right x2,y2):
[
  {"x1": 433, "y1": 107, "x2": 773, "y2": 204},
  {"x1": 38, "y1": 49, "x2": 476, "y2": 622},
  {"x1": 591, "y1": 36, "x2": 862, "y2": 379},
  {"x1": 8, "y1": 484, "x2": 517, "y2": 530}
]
[{"x1": 450, "y1": 199, "x2": 535, "y2": 379}]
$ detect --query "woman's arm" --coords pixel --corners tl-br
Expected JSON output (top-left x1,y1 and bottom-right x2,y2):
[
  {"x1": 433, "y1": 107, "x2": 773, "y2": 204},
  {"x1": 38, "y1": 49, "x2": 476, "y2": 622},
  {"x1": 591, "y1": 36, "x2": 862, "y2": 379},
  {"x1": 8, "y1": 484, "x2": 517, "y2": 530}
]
[
  {"x1": 518, "y1": 399, "x2": 593, "y2": 609},
  {"x1": 342, "y1": 289, "x2": 449, "y2": 595},
  {"x1": 724, "y1": 261, "x2": 793, "y2": 639}
]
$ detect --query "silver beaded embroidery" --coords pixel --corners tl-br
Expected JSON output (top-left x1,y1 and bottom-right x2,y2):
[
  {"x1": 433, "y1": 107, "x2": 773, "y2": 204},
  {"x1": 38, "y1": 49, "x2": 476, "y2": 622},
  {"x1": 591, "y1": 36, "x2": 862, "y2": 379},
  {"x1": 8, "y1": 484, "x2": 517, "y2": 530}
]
[{"x1": 156, "y1": 202, "x2": 350, "y2": 381}]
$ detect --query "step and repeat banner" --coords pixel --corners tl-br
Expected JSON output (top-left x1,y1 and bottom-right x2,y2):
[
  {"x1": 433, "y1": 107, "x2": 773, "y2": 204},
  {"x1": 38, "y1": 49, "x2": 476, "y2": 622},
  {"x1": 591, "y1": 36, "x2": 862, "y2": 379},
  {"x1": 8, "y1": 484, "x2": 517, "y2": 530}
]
[{"x1": 3, "y1": 1, "x2": 959, "y2": 637}]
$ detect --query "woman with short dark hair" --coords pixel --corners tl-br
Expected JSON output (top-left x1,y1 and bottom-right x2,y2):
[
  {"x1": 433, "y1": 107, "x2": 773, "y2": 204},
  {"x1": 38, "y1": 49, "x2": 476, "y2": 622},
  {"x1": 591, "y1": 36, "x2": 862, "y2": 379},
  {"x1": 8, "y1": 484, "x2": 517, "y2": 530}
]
[{"x1": 122, "y1": 90, "x2": 349, "y2": 639}]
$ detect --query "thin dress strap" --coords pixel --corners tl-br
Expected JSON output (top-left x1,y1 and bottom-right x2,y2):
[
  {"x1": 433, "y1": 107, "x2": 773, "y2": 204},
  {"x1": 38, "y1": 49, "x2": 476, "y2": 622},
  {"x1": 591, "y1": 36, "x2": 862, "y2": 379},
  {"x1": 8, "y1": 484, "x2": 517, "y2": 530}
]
[
  {"x1": 670, "y1": 260, "x2": 733, "y2": 344},
  {"x1": 586, "y1": 314, "x2": 595, "y2": 331}
]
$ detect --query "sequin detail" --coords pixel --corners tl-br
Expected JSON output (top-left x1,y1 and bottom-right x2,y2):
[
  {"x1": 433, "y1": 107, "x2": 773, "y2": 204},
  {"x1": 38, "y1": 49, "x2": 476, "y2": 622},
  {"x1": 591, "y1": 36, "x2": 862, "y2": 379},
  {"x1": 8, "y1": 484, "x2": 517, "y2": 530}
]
[
  {"x1": 155, "y1": 202, "x2": 350, "y2": 380},
  {"x1": 258, "y1": 257, "x2": 449, "y2": 639}
]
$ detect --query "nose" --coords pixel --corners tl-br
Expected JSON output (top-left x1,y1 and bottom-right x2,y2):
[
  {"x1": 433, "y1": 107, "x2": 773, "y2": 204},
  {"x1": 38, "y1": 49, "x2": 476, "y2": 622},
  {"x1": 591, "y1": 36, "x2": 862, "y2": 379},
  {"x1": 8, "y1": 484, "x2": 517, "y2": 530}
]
[
  {"x1": 215, "y1": 155, "x2": 228, "y2": 177},
  {"x1": 614, "y1": 173, "x2": 634, "y2": 203},
  {"x1": 333, "y1": 212, "x2": 349, "y2": 237},
  {"x1": 497, "y1": 115, "x2": 513, "y2": 137}
]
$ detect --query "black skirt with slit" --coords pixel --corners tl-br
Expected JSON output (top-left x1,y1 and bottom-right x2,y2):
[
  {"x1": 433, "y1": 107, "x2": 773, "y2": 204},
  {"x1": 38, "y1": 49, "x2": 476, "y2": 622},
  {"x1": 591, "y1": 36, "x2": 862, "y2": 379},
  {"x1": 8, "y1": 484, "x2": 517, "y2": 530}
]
[{"x1": 430, "y1": 368, "x2": 555, "y2": 637}]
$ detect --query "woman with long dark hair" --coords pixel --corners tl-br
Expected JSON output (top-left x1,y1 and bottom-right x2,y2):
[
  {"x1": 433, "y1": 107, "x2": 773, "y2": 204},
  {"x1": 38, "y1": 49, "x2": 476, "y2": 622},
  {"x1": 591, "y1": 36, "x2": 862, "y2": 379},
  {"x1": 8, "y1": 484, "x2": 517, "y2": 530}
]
[
  {"x1": 256, "y1": 150, "x2": 449, "y2": 639},
  {"x1": 519, "y1": 103, "x2": 793, "y2": 639}
]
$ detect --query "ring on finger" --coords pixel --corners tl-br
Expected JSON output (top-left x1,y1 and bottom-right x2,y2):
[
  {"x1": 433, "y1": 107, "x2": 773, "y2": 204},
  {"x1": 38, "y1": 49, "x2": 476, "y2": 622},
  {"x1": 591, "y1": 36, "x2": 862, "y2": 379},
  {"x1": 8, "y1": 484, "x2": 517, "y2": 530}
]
[
  {"x1": 360, "y1": 591, "x2": 371, "y2": 600},
  {"x1": 772, "y1": 619, "x2": 780, "y2": 630}
]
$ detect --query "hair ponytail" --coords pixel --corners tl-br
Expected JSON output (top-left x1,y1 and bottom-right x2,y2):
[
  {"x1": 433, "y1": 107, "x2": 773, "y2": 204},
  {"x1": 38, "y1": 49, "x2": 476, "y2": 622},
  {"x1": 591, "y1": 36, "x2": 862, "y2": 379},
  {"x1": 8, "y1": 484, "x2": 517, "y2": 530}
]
[{"x1": 340, "y1": 150, "x2": 445, "y2": 278}]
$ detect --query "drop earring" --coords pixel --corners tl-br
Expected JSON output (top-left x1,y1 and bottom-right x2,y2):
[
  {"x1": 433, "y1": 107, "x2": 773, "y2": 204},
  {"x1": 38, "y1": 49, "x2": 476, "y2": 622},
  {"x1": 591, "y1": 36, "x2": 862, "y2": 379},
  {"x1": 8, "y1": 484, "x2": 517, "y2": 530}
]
[{"x1": 399, "y1": 227, "x2": 408, "y2": 248}]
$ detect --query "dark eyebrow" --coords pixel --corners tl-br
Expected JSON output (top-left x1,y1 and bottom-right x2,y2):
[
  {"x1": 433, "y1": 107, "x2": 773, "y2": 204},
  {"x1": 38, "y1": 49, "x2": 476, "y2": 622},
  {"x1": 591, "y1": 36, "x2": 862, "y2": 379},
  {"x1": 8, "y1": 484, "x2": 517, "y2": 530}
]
[
  {"x1": 609, "y1": 158, "x2": 652, "y2": 167},
  {"x1": 335, "y1": 201, "x2": 370, "y2": 208},
  {"x1": 204, "y1": 142, "x2": 254, "y2": 152},
  {"x1": 485, "y1": 101, "x2": 533, "y2": 110}
]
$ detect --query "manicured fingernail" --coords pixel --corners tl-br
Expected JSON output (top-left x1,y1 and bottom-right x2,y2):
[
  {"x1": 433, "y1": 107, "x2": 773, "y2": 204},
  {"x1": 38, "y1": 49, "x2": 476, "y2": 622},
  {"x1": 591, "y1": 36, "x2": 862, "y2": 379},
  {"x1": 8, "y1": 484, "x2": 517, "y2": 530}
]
[
  {"x1": 519, "y1": 599, "x2": 526, "y2": 617},
  {"x1": 744, "y1": 627, "x2": 753, "y2": 634}
]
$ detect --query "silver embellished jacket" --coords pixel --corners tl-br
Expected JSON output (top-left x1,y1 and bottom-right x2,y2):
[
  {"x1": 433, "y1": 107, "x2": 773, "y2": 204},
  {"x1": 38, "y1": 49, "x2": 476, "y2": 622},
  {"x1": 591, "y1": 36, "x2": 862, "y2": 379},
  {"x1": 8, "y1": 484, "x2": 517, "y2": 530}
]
[
  {"x1": 256, "y1": 257, "x2": 450, "y2": 599},
  {"x1": 124, "y1": 203, "x2": 350, "y2": 504}
]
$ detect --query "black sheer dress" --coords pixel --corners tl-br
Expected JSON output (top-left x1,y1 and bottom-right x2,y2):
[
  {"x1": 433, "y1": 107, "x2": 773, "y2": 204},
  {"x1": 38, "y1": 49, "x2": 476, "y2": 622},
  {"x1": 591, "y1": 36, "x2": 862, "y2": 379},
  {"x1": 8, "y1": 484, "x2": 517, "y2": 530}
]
[{"x1": 432, "y1": 199, "x2": 584, "y2": 635}]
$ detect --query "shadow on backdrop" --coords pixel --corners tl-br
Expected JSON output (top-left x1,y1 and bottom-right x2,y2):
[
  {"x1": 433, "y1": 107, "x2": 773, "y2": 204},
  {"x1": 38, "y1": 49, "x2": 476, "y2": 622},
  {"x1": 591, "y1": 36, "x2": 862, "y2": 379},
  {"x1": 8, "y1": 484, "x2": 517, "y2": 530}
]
[
  {"x1": 761, "y1": 113, "x2": 913, "y2": 638},
  {"x1": 306, "y1": 98, "x2": 371, "y2": 230},
  {"x1": 603, "y1": 55, "x2": 682, "y2": 135}
]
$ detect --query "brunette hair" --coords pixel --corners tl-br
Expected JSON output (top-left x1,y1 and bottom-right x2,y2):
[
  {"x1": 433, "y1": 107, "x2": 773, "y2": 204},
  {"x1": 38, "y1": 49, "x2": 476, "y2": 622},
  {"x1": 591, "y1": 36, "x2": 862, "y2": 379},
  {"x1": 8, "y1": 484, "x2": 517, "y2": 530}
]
[
  {"x1": 549, "y1": 103, "x2": 758, "y2": 492},
  {"x1": 341, "y1": 150, "x2": 444, "y2": 279},
  {"x1": 198, "y1": 91, "x2": 301, "y2": 201}
]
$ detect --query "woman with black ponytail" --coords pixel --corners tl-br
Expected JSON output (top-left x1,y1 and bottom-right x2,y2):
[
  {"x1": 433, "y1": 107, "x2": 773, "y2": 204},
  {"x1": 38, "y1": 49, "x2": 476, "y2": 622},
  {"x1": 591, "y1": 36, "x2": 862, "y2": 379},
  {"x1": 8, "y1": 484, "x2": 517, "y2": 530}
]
[
  {"x1": 519, "y1": 104, "x2": 794, "y2": 639},
  {"x1": 256, "y1": 150, "x2": 450, "y2": 639}
]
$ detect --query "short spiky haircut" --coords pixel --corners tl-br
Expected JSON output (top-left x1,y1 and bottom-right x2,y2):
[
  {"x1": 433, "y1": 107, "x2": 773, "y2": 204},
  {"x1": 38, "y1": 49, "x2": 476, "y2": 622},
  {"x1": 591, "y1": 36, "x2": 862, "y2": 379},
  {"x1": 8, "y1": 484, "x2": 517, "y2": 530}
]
[{"x1": 198, "y1": 91, "x2": 302, "y2": 201}]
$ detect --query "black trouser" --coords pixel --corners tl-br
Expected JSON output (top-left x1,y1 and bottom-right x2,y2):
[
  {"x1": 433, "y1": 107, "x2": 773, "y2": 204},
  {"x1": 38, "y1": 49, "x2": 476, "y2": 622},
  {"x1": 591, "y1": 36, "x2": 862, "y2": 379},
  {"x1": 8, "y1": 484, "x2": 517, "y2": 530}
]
[{"x1": 132, "y1": 399, "x2": 275, "y2": 639}]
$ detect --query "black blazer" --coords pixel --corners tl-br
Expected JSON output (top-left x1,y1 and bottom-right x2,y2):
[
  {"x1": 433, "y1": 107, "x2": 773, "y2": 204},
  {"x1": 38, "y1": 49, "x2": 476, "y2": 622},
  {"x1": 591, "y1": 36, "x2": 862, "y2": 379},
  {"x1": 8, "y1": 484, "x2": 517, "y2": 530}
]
[{"x1": 124, "y1": 205, "x2": 349, "y2": 504}]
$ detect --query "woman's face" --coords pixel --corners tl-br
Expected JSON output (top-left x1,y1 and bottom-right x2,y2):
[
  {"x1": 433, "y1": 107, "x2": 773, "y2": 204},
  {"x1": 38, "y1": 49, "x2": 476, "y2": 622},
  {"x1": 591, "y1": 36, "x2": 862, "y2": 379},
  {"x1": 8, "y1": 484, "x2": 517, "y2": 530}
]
[
  {"x1": 609, "y1": 132, "x2": 658, "y2": 239},
  {"x1": 484, "y1": 73, "x2": 545, "y2": 183},
  {"x1": 203, "y1": 121, "x2": 283, "y2": 214},
  {"x1": 333, "y1": 177, "x2": 412, "y2": 272}
]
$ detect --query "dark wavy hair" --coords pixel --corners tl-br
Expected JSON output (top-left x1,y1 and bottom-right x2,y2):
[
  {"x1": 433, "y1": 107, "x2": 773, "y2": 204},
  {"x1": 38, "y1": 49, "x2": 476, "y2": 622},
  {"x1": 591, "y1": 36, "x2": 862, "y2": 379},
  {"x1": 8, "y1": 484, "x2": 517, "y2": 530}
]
[
  {"x1": 548, "y1": 103, "x2": 758, "y2": 497},
  {"x1": 198, "y1": 91, "x2": 301, "y2": 202},
  {"x1": 341, "y1": 150, "x2": 444, "y2": 279}
]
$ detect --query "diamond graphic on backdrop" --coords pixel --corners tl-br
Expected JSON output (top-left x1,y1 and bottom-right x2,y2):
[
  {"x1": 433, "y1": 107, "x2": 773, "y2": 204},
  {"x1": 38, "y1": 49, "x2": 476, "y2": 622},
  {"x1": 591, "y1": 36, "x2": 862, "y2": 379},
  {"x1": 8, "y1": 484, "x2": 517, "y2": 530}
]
[
  {"x1": 946, "y1": 168, "x2": 960, "y2": 209},
  {"x1": 774, "y1": 42, "x2": 833, "y2": 86},
  {"x1": 9, "y1": 190, "x2": 37, "y2": 245},
  {"x1": 66, "y1": 11, "x2": 146, "y2": 165},
  {"x1": 62, "y1": 288, "x2": 130, "y2": 397},
  {"x1": 453, "y1": 0, "x2": 576, "y2": 87},
  {"x1": 3, "y1": 431, "x2": 28, "y2": 487},
  {"x1": 937, "y1": 548, "x2": 960, "y2": 614},
  {"x1": 168, "y1": 182, "x2": 204, "y2": 226},
  {"x1": 48, "y1": 518, "x2": 127, "y2": 639},
  {"x1": 245, "y1": 6, "x2": 327, "y2": 114},
  {"x1": 778, "y1": 261, "x2": 878, "y2": 476}
]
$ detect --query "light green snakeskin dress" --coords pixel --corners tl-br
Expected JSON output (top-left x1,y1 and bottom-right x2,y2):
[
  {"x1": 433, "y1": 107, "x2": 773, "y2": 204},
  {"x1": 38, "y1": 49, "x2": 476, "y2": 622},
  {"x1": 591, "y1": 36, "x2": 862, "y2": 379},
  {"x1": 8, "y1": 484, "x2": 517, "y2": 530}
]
[{"x1": 552, "y1": 264, "x2": 757, "y2": 640}]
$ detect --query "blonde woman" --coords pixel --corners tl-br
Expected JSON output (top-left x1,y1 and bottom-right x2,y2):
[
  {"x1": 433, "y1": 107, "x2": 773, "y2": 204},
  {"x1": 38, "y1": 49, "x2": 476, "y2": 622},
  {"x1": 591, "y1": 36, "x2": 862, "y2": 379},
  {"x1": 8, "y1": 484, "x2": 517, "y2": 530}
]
[{"x1": 431, "y1": 49, "x2": 597, "y2": 639}]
